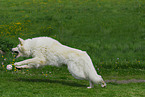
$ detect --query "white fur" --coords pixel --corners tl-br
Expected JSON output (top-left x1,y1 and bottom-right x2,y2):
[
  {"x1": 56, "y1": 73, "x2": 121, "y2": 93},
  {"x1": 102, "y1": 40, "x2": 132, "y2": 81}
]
[{"x1": 11, "y1": 37, "x2": 106, "y2": 88}]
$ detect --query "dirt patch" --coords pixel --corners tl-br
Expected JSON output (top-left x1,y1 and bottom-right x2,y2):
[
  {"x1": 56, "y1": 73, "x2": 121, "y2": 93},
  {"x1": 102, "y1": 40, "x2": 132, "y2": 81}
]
[{"x1": 105, "y1": 79, "x2": 145, "y2": 84}]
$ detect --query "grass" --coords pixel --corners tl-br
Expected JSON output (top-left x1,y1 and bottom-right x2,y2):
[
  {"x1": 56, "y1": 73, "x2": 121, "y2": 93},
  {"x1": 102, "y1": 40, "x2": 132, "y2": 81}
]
[
  {"x1": 0, "y1": 67, "x2": 145, "y2": 97},
  {"x1": 0, "y1": 0, "x2": 145, "y2": 96}
]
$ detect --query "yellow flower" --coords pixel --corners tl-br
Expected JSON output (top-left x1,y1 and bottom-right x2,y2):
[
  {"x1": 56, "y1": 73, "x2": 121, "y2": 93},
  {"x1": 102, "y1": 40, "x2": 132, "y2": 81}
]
[
  {"x1": 25, "y1": 2, "x2": 30, "y2": 4},
  {"x1": 48, "y1": 26, "x2": 52, "y2": 29},
  {"x1": 15, "y1": 22, "x2": 21, "y2": 25},
  {"x1": 27, "y1": 20, "x2": 31, "y2": 22},
  {"x1": 58, "y1": 0, "x2": 62, "y2": 3}
]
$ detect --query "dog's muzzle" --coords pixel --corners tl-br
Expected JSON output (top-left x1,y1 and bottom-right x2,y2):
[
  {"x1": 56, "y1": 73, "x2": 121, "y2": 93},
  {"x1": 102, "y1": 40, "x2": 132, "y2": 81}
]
[
  {"x1": 12, "y1": 50, "x2": 19, "y2": 58},
  {"x1": 101, "y1": 81, "x2": 106, "y2": 88}
]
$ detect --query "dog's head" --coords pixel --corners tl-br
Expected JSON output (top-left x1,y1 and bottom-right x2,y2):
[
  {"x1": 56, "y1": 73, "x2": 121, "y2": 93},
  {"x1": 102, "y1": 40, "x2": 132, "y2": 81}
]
[
  {"x1": 101, "y1": 80, "x2": 106, "y2": 88},
  {"x1": 12, "y1": 38, "x2": 31, "y2": 58},
  {"x1": 97, "y1": 75, "x2": 106, "y2": 88}
]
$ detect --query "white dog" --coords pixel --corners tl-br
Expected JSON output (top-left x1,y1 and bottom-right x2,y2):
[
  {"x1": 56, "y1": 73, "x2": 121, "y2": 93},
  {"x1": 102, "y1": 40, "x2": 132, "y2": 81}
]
[{"x1": 11, "y1": 37, "x2": 106, "y2": 88}]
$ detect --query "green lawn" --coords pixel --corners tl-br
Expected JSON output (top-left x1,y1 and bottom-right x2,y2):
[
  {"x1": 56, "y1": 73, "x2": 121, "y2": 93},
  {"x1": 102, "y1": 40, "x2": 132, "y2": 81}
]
[
  {"x1": 0, "y1": 0, "x2": 145, "y2": 96},
  {"x1": 0, "y1": 67, "x2": 145, "y2": 97}
]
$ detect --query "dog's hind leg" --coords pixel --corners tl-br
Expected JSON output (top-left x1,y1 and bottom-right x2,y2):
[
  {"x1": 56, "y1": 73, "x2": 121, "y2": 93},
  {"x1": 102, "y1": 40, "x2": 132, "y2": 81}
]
[{"x1": 87, "y1": 80, "x2": 94, "y2": 89}]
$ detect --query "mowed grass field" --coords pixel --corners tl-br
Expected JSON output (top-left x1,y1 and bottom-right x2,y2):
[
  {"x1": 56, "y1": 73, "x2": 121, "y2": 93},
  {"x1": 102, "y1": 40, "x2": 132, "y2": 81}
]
[{"x1": 0, "y1": 0, "x2": 145, "y2": 96}]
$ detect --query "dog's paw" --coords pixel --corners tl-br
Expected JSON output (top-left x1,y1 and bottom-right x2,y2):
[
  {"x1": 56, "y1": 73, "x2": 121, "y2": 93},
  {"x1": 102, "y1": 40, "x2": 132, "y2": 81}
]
[
  {"x1": 14, "y1": 62, "x2": 19, "y2": 66},
  {"x1": 87, "y1": 87, "x2": 93, "y2": 89},
  {"x1": 14, "y1": 62, "x2": 21, "y2": 66},
  {"x1": 101, "y1": 83, "x2": 106, "y2": 88}
]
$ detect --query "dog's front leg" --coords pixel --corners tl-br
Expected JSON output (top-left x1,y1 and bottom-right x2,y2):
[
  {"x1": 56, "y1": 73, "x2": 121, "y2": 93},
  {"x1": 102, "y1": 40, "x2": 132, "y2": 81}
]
[
  {"x1": 15, "y1": 65, "x2": 32, "y2": 69},
  {"x1": 14, "y1": 57, "x2": 46, "y2": 67},
  {"x1": 87, "y1": 81, "x2": 94, "y2": 89}
]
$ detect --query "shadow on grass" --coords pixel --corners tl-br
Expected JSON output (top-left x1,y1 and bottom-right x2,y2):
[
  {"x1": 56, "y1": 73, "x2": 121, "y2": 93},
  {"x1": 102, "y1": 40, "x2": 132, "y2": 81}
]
[{"x1": 14, "y1": 78, "x2": 87, "y2": 88}]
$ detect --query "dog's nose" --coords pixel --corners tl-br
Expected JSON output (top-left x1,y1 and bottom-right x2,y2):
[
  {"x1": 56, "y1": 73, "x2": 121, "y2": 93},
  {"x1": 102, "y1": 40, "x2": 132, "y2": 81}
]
[
  {"x1": 11, "y1": 48, "x2": 13, "y2": 52},
  {"x1": 11, "y1": 48, "x2": 16, "y2": 52}
]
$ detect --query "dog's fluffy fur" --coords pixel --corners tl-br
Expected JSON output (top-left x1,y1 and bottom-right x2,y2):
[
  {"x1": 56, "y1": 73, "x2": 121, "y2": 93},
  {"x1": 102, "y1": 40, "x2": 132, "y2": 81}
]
[{"x1": 11, "y1": 37, "x2": 106, "y2": 88}]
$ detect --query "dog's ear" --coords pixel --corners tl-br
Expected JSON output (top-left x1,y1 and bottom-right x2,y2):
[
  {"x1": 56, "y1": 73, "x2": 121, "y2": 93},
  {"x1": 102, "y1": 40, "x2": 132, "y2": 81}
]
[{"x1": 18, "y1": 37, "x2": 24, "y2": 46}]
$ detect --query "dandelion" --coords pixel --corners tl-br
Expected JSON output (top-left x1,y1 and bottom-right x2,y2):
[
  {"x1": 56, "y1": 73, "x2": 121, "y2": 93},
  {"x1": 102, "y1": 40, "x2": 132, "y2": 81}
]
[
  {"x1": 13, "y1": 55, "x2": 16, "y2": 58},
  {"x1": 41, "y1": 2, "x2": 47, "y2": 4},
  {"x1": 48, "y1": 26, "x2": 52, "y2": 29},
  {"x1": 27, "y1": 20, "x2": 31, "y2": 22},
  {"x1": 6, "y1": 32, "x2": 10, "y2": 34},
  {"x1": 25, "y1": 2, "x2": 30, "y2": 5},
  {"x1": 58, "y1": 0, "x2": 62, "y2": 3},
  {"x1": 15, "y1": 22, "x2": 21, "y2": 25}
]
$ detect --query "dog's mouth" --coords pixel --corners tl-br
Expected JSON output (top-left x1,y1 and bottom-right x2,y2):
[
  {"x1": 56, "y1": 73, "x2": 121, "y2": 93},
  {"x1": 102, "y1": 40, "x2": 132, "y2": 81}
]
[{"x1": 12, "y1": 51, "x2": 20, "y2": 58}]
